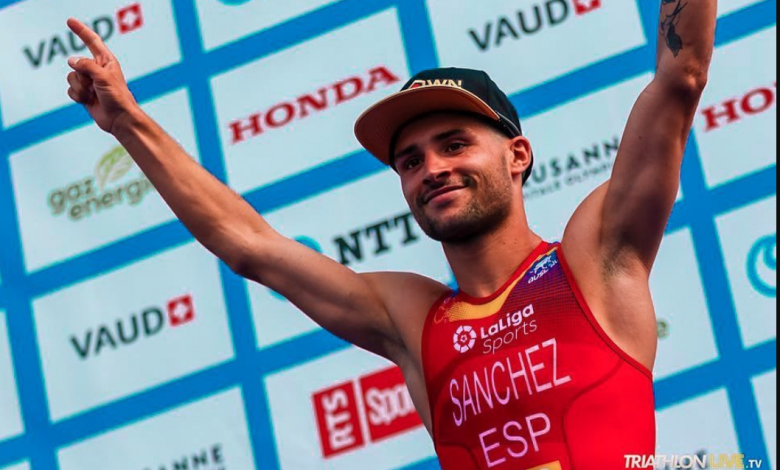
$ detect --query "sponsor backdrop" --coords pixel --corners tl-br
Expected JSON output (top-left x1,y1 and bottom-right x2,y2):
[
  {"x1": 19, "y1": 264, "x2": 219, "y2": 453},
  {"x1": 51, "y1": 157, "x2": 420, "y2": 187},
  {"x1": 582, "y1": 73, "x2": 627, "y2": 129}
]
[{"x1": 0, "y1": 0, "x2": 775, "y2": 468}]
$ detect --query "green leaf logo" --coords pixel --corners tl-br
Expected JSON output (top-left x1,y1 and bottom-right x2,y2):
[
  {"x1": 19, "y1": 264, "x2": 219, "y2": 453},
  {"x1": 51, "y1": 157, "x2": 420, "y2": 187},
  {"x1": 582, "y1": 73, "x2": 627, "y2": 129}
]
[{"x1": 95, "y1": 146, "x2": 134, "y2": 190}]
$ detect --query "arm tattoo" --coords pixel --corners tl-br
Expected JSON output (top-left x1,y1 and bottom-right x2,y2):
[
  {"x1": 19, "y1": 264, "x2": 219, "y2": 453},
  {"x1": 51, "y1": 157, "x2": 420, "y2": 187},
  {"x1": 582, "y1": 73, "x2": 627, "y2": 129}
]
[{"x1": 660, "y1": 0, "x2": 689, "y2": 57}]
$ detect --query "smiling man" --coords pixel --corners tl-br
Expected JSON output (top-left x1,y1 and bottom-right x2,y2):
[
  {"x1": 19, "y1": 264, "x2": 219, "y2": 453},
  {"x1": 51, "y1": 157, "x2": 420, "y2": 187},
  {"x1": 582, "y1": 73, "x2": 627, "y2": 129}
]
[{"x1": 65, "y1": 0, "x2": 716, "y2": 467}]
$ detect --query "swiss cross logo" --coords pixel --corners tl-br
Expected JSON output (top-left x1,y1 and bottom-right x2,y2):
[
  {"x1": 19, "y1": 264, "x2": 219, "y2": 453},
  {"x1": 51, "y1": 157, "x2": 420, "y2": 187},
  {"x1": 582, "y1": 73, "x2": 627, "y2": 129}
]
[
  {"x1": 312, "y1": 367, "x2": 422, "y2": 459},
  {"x1": 573, "y1": 0, "x2": 602, "y2": 15},
  {"x1": 117, "y1": 3, "x2": 144, "y2": 34},
  {"x1": 71, "y1": 294, "x2": 198, "y2": 361},
  {"x1": 167, "y1": 294, "x2": 195, "y2": 327}
]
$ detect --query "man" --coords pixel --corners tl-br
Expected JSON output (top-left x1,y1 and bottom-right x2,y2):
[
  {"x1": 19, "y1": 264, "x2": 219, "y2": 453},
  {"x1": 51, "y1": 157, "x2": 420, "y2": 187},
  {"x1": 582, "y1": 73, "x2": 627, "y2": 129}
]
[{"x1": 65, "y1": 0, "x2": 716, "y2": 467}]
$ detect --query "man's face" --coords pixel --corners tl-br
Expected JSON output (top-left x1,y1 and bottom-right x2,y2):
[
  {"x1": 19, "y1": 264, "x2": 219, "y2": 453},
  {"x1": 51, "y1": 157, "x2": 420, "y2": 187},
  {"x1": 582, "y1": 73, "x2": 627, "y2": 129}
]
[{"x1": 393, "y1": 113, "x2": 517, "y2": 244}]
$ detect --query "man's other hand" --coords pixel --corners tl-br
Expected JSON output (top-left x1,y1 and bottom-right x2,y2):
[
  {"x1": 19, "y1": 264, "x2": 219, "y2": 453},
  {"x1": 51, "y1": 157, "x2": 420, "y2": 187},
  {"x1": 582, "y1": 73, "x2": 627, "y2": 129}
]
[{"x1": 65, "y1": 17, "x2": 139, "y2": 134}]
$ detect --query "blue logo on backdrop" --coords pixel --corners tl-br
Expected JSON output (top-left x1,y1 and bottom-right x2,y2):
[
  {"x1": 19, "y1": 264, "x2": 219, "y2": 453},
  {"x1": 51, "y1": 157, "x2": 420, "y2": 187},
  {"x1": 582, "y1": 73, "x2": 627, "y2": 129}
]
[
  {"x1": 217, "y1": 0, "x2": 253, "y2": 5},
  {"x1": 269, "y1": 237, "x2": 323, "y2": 301},
  {"x1": 748, "y1": 234, "x2": 777, "y2": 298}
]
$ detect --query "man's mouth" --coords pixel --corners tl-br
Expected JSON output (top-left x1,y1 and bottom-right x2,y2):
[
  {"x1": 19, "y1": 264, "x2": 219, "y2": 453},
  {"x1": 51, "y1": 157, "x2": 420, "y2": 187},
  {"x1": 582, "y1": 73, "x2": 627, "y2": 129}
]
[{"x1": 423, "y1": 186, "x2": 467, "y2": 205}]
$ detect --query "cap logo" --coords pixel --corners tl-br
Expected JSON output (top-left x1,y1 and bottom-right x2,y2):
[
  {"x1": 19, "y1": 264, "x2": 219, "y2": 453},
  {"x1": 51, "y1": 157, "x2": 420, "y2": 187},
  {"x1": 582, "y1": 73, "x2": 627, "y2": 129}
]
[{"x1": 409, "y1": 79, "x2": 464, "y2": 90}]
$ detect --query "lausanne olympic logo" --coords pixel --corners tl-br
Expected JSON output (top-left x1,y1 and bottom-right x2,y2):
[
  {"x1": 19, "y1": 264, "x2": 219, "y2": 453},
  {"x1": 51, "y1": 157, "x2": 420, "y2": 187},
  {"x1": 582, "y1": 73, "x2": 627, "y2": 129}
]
[{"x1": 453, "y1": 325, "x2": 477, "y2": 354}]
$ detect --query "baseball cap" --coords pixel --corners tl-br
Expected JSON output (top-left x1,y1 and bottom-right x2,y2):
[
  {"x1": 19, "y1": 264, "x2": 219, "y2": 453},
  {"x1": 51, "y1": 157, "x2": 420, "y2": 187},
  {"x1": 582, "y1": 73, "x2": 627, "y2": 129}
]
[{"x1": 354, "y1": 68, "x2": 533, "y2": 182}]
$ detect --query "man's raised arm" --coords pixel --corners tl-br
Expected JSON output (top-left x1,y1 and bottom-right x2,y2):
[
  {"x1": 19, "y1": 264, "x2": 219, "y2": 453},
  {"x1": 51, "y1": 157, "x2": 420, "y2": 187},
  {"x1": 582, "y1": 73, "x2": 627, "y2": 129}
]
[
  {"x1": 63, "y1": 18, "x2": 417, "y2": 361},
  {"x1": 595, "y1": 0, "x2": 717, "y2": 271}
]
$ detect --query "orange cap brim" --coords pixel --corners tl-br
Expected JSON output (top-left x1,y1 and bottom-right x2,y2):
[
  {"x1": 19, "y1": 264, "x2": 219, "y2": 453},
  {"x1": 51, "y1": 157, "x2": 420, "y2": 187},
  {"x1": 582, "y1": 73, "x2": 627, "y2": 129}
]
[{"x1": 354, "y1": 85, "x2": 500, "y2": 166}]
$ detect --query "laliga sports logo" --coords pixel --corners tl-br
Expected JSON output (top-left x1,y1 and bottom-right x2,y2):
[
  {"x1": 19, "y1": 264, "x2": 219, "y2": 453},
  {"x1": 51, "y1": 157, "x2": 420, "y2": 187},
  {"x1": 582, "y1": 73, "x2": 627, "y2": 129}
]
[
  {"x1": 748, "y1": 234, "x2": 777, "y2": 298},
  {"x1": 453, "y1": 325, "x2": 477, "y2": 353}
]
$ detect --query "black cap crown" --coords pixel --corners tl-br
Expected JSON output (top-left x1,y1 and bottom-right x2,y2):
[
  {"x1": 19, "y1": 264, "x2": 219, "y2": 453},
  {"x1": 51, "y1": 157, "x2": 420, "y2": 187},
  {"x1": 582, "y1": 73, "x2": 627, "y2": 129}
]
[
  {"x1": 355, "y1": 67, "x2": 533, "y2": 182},
  {"x1": 402, "y1": 68, "x2": 524, "y2": 139}
]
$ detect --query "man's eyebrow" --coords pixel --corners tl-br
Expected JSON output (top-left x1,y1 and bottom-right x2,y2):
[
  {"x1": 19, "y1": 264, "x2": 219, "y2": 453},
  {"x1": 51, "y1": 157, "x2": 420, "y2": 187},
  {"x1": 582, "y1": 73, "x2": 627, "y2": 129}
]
[
  {"x1": 394, "y1": 128, "x2": 469, "y2": 161},
  {"x1": 394, "y1": 144, "x2": 421, "y2": 163},
  {"x1": 433, "y1": 128, "x2": 467, "y2": 142}
]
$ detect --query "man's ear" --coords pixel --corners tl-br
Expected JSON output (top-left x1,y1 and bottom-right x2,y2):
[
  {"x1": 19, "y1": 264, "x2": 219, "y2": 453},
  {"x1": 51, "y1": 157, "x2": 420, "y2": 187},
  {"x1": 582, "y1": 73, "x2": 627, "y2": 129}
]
[{"x1": 508, "y1": 136, "x2": 533, "y2": 178}]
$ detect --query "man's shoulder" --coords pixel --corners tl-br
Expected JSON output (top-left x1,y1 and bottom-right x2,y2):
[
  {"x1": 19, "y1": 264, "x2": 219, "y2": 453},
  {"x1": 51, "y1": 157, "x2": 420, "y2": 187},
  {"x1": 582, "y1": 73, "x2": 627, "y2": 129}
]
[
  {"x1": 364, "y1": 271, "x2": 451, "y2": 313},
  {"x1": 363, "y1": 271, "x2": 451, "y2": 364}
]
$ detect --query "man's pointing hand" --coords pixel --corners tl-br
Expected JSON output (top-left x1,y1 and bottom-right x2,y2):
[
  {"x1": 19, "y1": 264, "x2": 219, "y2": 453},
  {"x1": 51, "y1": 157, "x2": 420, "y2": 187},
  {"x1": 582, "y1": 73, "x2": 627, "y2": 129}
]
[{"x1": 65, "y1": 17, "x2": 138, "y2": 134}]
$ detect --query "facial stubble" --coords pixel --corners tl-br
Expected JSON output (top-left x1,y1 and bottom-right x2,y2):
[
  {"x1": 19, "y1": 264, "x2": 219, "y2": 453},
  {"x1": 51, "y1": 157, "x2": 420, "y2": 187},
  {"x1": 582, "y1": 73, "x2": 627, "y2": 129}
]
[{"x1": 411, "y1": 167, "x2": 514, "y2": 245}]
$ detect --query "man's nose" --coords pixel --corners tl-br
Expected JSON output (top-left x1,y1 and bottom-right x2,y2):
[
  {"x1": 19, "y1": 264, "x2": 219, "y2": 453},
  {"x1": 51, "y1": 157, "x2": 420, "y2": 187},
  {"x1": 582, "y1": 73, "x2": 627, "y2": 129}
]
[{"x1": 422, "y1": 152, "x2": 452, "y2": 185}]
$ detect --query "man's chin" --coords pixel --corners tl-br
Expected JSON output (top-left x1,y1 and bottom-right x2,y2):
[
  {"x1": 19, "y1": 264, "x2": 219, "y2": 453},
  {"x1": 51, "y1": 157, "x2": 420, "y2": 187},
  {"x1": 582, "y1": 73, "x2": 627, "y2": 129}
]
[
  {"x1": 427, "y1": 223, "x2": 484, "y2": 245},
  {"x1": 418, "y1": 212, "x2": 485, "y2": 244},
  {"x1": 415, "y1": 199, "x2": 512, "y2": 245},
  {"x1": 421, "y1": 205, "x2": 468, "y2": 229},
  {"x1": 422, "y1": 203, "x2": 460, "y2": 222}
]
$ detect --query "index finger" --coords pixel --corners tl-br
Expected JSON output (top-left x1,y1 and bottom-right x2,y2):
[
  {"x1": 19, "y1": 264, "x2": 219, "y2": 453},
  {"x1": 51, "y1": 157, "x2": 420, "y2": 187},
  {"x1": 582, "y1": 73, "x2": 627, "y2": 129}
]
[{"x1": 67, "y1": 17, "x2": 114, "y2": 61}]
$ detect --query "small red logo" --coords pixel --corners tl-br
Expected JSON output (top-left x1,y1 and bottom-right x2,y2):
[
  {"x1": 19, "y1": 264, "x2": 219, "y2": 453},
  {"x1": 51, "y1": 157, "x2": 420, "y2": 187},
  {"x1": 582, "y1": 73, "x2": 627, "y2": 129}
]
[
  {"x1": 573, "y1": 0, "x2": 602, "y2": 15},
  {"x1": 117, "y1": 3, "x2": 144, "y2": 34},
  {"x1": 167, "y1": 294, "x2": 195, "y2": 327},
  {"x1": 360, "y1": 367, "x2": 421, "y2": 442},
  {"x1": 312, "y1": 367, "x2": 422, "y2": 459},
  {"x1": 229, "y1": 66, "x2": 401, "y2": 145},
  {"x1": 313, "y1": 382, "x2": 366, "y2": 458},
  {"x1": 701, "y1": 82, "x2": 777, "y2": 132}
]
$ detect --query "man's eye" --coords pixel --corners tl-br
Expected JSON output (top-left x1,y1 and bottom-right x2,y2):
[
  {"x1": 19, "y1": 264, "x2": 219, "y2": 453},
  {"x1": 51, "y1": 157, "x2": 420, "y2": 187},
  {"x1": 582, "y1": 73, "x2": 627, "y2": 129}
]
[
  {"x1": 447, "y1": 143, "x2": 466, "y2": 153},
  {"x1": 404, "y1": 157, "x2": 422, "y2": 170}
]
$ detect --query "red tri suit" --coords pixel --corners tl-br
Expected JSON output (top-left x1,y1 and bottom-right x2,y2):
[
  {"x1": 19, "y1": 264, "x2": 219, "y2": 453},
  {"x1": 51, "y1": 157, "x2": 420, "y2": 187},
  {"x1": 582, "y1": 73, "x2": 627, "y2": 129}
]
[{"x1": 422, "y1": 241, "x2": 656, "y2": 469}]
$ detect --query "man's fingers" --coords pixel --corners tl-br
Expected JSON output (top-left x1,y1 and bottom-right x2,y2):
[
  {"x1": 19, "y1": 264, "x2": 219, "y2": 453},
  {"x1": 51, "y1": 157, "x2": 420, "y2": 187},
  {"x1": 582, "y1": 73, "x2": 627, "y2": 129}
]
[
  {"x1": 67, "y1": 72, "x2": 81, "y2": 91},
  {"x1": 67, "y1": 73, "x2": 93, "y2": 103},
  {"x1": 77, "y1": 70, "x2": 93, "y2": 88},
  {"x1": 67, "y1": 87, "x2": 84, "y2": 104},
  {"x1": 66, "y1": 17, "x2": 113, "y2": 61},
  {"x1": 67, "y1": 56, "x2": 104, "y2": 79},
  {"x1": 67, "y1": 72, "x2": 90, "y2": 95}
]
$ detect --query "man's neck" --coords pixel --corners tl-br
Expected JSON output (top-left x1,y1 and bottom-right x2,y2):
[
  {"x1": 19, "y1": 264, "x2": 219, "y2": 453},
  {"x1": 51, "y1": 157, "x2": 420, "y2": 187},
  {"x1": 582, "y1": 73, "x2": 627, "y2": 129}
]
[{"x1": 443, "y1": 211, "x2": 542, "y2": 299}]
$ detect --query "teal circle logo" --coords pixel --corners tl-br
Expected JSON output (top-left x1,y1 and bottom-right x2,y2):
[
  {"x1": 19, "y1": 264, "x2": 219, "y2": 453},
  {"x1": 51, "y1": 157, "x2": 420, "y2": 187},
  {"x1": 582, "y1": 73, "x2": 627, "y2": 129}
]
[{"x1": 748, "y1": 234, "x2": 777, "y2": 298}]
